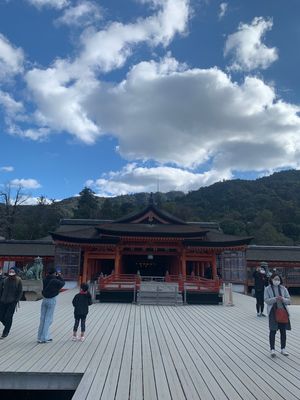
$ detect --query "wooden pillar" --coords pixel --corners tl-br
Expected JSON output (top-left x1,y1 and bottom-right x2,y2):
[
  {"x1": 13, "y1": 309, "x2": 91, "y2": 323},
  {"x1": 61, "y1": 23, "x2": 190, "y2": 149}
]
[
  {"x1": 82, "y1": 252, "x2": 89, "y2": 283},
  {"x1": 114, "y1": 247, "x2": 121, "y2": 275},
  {"x1": 181, "y1": 250, "x2": 186, "y2": 278},
  {"x1": 211, "y1": 254, "x2": 217, "y2": 280},
  {"x1": 200, "y1": 262, "x2": 204, "y2": 277}
]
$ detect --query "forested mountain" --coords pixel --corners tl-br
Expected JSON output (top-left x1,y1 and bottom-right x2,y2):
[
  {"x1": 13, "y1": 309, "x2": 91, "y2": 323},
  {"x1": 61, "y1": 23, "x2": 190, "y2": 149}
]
[{"x1": 1, "y1": 170, "x2": 300, "y2": 245}]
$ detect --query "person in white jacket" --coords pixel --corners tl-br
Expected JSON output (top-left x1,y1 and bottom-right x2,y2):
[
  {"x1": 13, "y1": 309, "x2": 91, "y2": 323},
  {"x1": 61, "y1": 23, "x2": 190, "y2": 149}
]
[{"x1": 264, "y1": 273, "x2": 291, "y2": 358}]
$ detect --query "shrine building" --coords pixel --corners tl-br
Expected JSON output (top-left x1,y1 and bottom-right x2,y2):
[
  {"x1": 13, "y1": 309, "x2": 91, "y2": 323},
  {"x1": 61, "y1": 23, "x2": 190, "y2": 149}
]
[{"x1": 51, "y1": 201, "x2": 252, "y2": 304}]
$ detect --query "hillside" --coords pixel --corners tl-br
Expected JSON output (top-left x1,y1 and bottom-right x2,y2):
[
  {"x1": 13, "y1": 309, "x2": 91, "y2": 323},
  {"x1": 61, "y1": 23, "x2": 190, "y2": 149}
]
[{"x1": 1, "y1": 170, "x2": 300, "y2": 245}]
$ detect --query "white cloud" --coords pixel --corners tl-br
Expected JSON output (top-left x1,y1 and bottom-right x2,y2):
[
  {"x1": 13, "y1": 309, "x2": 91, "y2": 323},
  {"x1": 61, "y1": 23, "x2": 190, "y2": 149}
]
[
  {"x1": 219, "y1": 2, "x2": 228, "y2": 19},
  {"x1": 0, "y1": 166, "x2": 14, "y2": 172},
  {"x1": 10, "y1": 178, "x2": 41, "y2": 189},
  {"x1": 26, "y1": 0, "x2": 69, "y2": 9},
  {"x1": 78, "y1": 0, "x2": 189, "y2": 72},
  {"x1": 224, "y1": 17, "x2": 278, "y2": 71},
  {"x1": 24, "y1": 0, "x2": 189, "y2": 141},
  {"x1": 0, "y1": 90, "x2": 24, "y2": 116},
  {"x1": 85, "y1": 57, "x2": 300, "y2": 173},
  {"x1": 0, "y1": 33, "x2": 24, "y2": 80},
  {"x1": 87, "y1": 163, "x2": 232, "y2": 196},
  {"x1": 55, "y1": 1, "x2": 102, "y2": 27}
]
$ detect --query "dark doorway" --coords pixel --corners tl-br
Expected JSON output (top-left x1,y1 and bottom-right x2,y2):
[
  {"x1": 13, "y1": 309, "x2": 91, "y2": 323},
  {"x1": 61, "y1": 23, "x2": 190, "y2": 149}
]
[
  {"x1": 123, "y1": 255, "x2": 172, "y2": 276},
  {"x1": 93, "y1": 259, "x2": 114, "y2": 279}
]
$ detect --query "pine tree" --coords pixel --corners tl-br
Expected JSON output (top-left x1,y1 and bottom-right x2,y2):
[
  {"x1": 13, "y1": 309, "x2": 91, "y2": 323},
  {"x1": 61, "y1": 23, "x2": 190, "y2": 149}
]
[{"x1": 74, "y1": 187, "x2": 99, "y2": 219}]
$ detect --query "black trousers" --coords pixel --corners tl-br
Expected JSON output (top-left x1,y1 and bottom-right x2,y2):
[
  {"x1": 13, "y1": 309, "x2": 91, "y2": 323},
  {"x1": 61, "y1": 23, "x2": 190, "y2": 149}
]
[
  {"x1": 269, "y1": 326, "x2": 287, "y2": 350},
  {"x1": 73, "y1": 315, "x2": 86, "y2": 333},
  {"x1": 255, "y1": 290, "x2": 264, "y2": 313},
  {"x1": 0, "y1": 302, "x2": 17, "y2": 336}
]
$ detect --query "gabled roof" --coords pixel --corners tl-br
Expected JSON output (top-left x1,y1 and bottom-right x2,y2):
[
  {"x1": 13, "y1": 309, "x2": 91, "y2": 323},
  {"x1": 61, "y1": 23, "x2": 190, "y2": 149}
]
[
  {"x1": 114, "y1": 203, "x2": 186, "y2": 224},
  {"x1": 96, "y1": 223, "x2": 208, "y2": 238},
  {"x1": 51, "y1": 203, "x2": 252, "y2": 246}
]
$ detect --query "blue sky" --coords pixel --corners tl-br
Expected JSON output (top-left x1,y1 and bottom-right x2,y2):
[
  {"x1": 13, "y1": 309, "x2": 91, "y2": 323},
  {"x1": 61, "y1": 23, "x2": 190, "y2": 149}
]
[{"x1": 0, "y1": 0, "x2": 300, "y2": 202}]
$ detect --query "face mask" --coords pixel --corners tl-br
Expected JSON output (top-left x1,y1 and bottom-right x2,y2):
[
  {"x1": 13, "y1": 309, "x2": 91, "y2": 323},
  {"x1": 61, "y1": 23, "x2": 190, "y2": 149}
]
[
  {"x1": 260, "y1": 270, "x2": 265, "y2": 274},
  {"x1": 272, "y1": 280, "x2": 280, "y2": 286}
]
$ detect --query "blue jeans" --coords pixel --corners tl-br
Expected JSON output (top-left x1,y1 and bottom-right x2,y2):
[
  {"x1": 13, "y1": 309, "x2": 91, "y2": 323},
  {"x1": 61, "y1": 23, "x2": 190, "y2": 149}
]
[{"x1": 37, "y1": 297, "x2": 56, "y2": 342}]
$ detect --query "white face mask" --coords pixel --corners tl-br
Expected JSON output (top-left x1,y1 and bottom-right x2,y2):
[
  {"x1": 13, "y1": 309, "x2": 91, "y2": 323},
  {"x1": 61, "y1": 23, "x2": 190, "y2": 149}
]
[
  {"x1": 260, "y1": 269, "x2": 265, "y2": 274},
  {"x1": 272, "y1": 280, "x2": 280, "y2": 286}
]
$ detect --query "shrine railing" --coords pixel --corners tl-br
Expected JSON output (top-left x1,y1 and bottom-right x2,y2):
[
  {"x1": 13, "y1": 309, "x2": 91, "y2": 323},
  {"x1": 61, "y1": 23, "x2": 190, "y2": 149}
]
[{"x1": 97, "y1": 272, "x2": 221, "y2": 293}]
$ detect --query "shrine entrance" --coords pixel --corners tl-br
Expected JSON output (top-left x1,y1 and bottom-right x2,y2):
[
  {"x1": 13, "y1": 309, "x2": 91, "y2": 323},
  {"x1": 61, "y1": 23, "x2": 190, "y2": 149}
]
[{"x1": 122, "y1": 254, "x2": 177, "y2": 277}]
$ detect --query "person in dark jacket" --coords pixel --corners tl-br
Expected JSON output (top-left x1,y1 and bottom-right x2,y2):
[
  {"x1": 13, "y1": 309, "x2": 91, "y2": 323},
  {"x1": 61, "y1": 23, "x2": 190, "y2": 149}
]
[
  {"x1": 72, "y1": 283, "x2": 92, "y2": 342},
  {"x1": 253, "y1": 266, "x2": 268, "y2": 316},
  {"x1": 37, "y1": 266, "x2": 65, "y2": 343},
  {"x1": 0, "y1": 267, "x2": 23, "y2": 338}
]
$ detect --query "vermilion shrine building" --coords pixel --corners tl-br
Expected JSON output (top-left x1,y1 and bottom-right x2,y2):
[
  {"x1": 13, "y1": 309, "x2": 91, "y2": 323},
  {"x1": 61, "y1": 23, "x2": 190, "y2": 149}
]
[{"x1": 52, "y1": 202, "x2": 252, "y2": 303}]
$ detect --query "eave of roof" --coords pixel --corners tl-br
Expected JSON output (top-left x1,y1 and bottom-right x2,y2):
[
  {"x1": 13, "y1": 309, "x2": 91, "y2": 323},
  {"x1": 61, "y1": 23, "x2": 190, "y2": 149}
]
[{"x1": 96, "y1": 223, "x2": 208, "y2": 238}]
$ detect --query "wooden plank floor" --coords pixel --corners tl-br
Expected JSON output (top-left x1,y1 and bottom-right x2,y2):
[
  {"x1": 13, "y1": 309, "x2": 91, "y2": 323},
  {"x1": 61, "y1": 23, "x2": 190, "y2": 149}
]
[{"x1": 0, "y1": 290, "x2": 300, "y2": 399}]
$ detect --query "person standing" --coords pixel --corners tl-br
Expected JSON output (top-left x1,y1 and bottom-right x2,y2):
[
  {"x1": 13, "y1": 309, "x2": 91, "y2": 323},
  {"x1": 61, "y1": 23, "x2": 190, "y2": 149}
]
[
  {"x1": 253, "y1": 266, "x2": 268, "y2": 316},
  {"x1": 37, "y1": 267, "x2": 65, "y2": 343},
  {"x1": 72, "y1": 283, "x2": 92, "y2": 342},
  {"x1": 0, "y1": 267, "x2": 23, "y2": 338},
  {"x1": 264, "y1": 273, "x2": 291, "y2": 357}
]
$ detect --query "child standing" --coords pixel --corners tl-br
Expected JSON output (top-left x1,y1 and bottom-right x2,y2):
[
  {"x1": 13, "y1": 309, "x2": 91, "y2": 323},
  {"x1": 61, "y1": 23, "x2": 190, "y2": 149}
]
[{"x1": 72, "y1": 283, "x2": 92, "y2": 342}]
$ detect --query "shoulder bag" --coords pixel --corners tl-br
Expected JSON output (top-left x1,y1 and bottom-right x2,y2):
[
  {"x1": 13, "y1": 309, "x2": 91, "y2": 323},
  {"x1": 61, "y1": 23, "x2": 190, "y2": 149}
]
[{"x1": 271, "y1": 286, "x2": 289, "y2": 324}]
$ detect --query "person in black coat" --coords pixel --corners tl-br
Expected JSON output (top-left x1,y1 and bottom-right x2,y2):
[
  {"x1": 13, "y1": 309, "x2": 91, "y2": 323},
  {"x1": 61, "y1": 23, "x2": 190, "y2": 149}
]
[
  {"x1": 72, "y1": 283, "x2": 92, "y2": 342},
  {"x1": 253, "y1": 266, "x2": 268, "y2": 317},
  {"x1": 37, "y1": 267, "x2": 65, "y2": 343},
  {"x1": 0, "y1": 267, "x2": 23, "y2": 338}
]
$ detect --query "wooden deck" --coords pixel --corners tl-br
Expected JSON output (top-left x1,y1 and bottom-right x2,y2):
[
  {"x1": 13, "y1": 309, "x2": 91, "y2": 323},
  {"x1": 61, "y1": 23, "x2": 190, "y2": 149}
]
[{"x1": 0, "y1": 290, "x2": 300, "y2": 399}]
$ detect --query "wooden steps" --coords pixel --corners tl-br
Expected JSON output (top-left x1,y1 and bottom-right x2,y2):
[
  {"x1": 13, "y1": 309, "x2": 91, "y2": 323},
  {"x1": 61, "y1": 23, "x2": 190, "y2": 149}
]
[{"x1": 137, "y1": 282, "x2": 183, "y2": 306}]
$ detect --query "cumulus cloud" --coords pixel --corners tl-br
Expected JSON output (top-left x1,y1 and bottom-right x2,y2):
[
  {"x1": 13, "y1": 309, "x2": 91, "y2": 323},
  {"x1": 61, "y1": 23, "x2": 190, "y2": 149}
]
[
  {"x1": 26, "y1": 0, "x2": 69, "y2": 9},
  {"x1": 55, "y1": 1, "x2": 102, "y2": 27},
  {"x1": 0, "y1": 33, "x2": 24, "y2": 80},
  {"x1": 77, "y1": 0, "x2": 189, "y2": 72},
  {"x1": 0, "y1": 91, "x2": 24, "y2": 116},
  {"x1": 85, "y1": 57, "x2": 300, "y2": 173},
  {"x1": 219, "y1": 2, "x2": 228, "y2": 19},
  {"x1": 24, "y1": 0, "x2": 189, "y2": 142},
  {"x1": 86, "y1": 163, "x2": 232, "y2": 196},
  {"x1": 10, "y1": 178, "x2": 41, "y2": 189},
  {"x1": 0, "y1": 166, "x2": 14, "y2": 172},
  {"x1": 224, "y1": 17, "x2": 278, "y2": 71}
]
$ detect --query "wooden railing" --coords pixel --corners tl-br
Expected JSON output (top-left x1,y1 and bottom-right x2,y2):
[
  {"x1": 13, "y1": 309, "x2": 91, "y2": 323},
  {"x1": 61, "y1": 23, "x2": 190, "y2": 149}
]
[{"x1": 98, "y1": 272, "x2": 221, "y2": 294}]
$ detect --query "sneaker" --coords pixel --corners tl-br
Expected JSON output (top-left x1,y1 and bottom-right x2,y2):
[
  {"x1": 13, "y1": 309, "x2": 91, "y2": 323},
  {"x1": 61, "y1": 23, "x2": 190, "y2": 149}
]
[
  {"x1": 270, "y1": 349, "x2": 276, "y2": 358},
  {"x1": 37, "y1": 340, "x2": 44, "y2": 343},
  {"x1": 80, "y1": 336, "x2": 85, "y2": 342},
  {"x1": 45, "y1": 339, "x2": 53, "y2": 343},
  {"x1": 260, "y1": 313, "x2": 266, "y2": 317},
  {"x1": 72, "y1": 336, "x2": 77, "y2": 341},
  {"x1": 257, "y1": 313, "x2": 261, "y2": 317},
  {"x1": 281, "y1": 348, "x2": 289, "y2": 356}
]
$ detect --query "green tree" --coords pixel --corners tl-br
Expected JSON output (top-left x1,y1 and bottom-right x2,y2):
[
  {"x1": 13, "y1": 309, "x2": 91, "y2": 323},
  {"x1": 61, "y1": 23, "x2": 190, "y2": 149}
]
[
  {"x1": 254, "y1": 223, "x2": 293, "y2": 245},
  {"x1": 73, "y1": 187, "x2": 99, "y2": 219}
]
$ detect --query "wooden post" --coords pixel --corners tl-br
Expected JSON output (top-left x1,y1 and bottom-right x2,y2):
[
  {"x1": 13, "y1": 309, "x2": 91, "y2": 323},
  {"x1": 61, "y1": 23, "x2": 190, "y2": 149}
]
[
  {"x1": 114, "y1": 247, "x2": 121, "y2": 276},
  {"x1": 212, "y1": 255, "x2": 217, "y2": 280},
  {"x1": 181, "y1": 250, "x2": 186, "y2": 278},
  {"x1": 82, "y1": 252, "x2": 89, "y2": 283},
  {"x1": 200, "y1": 262, "x2": 204, "y2": 277}
]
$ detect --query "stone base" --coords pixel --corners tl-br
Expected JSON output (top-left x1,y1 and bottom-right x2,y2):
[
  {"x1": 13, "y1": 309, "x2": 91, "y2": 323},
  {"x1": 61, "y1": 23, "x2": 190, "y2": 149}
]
[{"x1": 22, "y1": 280, "x2": 43, "y2": 301}]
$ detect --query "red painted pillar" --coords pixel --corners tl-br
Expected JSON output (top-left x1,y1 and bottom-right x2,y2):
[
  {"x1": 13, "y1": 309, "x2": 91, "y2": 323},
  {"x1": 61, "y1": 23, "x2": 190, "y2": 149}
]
[{"x1": 211, "y1": 254, "x2": 217, "y2": 280}]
